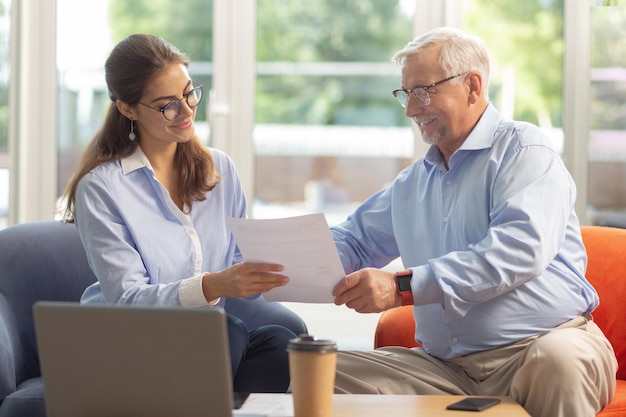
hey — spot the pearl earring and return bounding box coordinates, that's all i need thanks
[129,119,136,141]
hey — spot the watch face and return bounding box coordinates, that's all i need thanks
[397,274,412,292]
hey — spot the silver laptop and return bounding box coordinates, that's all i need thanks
[34,302,235,417]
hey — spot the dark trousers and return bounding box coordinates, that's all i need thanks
[226,313,296,393]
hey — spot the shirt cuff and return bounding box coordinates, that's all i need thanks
[410,265,443,306]
[179,274,220,307]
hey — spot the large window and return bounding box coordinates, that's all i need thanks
[587,5,626,227]
[252,1,416,228]
[6,1,619,231]
[249,0,568,228]
[55,1,623,232]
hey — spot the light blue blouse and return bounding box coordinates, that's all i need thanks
[76,146,245,308]
[331,104,598,359]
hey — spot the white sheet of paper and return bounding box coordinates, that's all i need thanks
[226,213,345,303]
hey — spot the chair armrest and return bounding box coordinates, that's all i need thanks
[374,305,420,349]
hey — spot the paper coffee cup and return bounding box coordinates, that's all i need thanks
[287,335,337,417]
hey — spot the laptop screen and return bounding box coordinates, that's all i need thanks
[34,302,234,417]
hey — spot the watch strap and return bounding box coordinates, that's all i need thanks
[395,270,414,306]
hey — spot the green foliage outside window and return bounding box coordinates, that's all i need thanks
[254,0,412,126]
[108,0,411,127]
[107,0,626,130]
[463,0,565,127]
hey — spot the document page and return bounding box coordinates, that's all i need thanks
[226,213,345,303]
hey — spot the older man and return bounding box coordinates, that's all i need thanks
[330,27,617,417]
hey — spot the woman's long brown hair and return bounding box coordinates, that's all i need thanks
[62,34,220,223]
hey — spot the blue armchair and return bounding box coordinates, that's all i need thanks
[0,220,307,417]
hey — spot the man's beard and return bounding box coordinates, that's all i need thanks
[413,116,443,145]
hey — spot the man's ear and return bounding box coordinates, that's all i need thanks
[467,72,482,104]
[115,100,136,120]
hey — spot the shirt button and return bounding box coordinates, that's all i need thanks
[443,216,449,223]
[446,180,452,186]
[452,337,459,343]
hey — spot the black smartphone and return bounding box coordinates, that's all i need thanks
[446,397,501,411]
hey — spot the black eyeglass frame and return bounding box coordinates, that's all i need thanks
[392,72,468,107]
[138,84,204,121]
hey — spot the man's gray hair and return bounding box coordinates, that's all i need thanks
[392,27,490,96]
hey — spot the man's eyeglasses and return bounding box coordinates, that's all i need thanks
[392,73,468,107]
[138,84,203,121]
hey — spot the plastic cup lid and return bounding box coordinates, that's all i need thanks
[287,334,338,353]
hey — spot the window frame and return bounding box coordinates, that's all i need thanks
[8,0,57,224]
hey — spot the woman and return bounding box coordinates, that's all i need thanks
[62,34,306,393]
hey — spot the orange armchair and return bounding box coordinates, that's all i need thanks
[374,225,626,416]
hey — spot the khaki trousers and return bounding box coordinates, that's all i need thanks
[335,316,617,417]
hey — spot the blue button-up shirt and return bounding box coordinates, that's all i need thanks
[76,146,245,308]
[331,104,597,359]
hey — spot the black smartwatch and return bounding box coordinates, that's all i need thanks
[395,270,414,306]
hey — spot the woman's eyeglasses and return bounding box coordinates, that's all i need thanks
[138,84,203,121]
